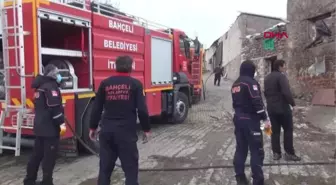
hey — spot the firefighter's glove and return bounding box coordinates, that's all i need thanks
[60,123,66,136]
[261,120,272,136]
[142,131,151,144]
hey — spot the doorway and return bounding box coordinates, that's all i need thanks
[265,56,277,73]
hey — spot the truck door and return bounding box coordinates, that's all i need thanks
[178,34,191,76]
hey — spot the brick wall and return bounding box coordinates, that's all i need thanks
[225,55,241,81]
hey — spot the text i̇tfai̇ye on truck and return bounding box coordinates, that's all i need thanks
[0,0,204,157]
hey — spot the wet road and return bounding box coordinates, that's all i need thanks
[0,74,335,185]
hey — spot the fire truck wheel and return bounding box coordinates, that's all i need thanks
[172,91,189,124]
[81,101,100,154]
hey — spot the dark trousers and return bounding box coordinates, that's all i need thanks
[268,109,295,155]
[233,116,264,185]
[214,75,221,86]
[24,136,59,185]
[98,131,139,185]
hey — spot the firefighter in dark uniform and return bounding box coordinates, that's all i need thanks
[214,65,223,86]
[23,64,65,185]
[89,55,151,185]
[231,60,270,185]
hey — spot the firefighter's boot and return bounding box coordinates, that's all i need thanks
[23,181,36,185]
[236,175,249,185]
[36,179,54,185]
[284,153,301,161]
[23,178,36,185]
[273,153,281,160]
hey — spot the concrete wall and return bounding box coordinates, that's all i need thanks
[225,55,242,80]
[215,41,223,67]
[204,46,216,71]
[221,19,242,68]
[286,0,336,99]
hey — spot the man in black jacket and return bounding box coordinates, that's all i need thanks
[264,59,301,161]
[214,65,223,86]
[231,60,270,185]
[89,56,151,185]
[24,64,65,185]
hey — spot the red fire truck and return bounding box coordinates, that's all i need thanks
[0,0,204,156]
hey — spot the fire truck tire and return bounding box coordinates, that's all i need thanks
[82,101,100,154]
[172,91,189,124]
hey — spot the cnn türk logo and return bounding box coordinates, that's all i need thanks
[263,31,288,39]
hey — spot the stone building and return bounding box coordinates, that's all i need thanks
[286,0,335,104]
[221,12,285,80]
[206,12,285,80]
[240,1,335,105]
[241,23,288,90]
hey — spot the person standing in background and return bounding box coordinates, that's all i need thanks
[214,65,223,86]
[264,59,301,161]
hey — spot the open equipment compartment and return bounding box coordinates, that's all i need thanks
[37,10,92,92]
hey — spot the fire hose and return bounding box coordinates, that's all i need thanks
[202,72,227,100]
[0,57,331,180]
[64,116,335,172]
[61,71,335,172]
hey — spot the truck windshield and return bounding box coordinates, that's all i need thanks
[185,37,201,55]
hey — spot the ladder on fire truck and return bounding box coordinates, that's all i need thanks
[0,0,28,156]
[191,52,202,96]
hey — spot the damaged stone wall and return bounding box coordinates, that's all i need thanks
[223,13,285,80]
[286,0,336,100]
[241,25,287,60]
[225,55,241,81]
[241,24,288,90]
[251,58,268,91]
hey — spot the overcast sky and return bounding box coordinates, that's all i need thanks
[113,0,288,48]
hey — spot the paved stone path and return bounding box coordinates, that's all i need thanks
[0,74,335,185]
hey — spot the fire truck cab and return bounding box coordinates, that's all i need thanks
[0,0,203,156]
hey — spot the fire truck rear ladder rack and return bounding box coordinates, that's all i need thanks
[0,0,28,156]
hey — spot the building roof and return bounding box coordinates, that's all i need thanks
[207,11,288,50]
[238,11,288,22]
[245,22,287,39]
